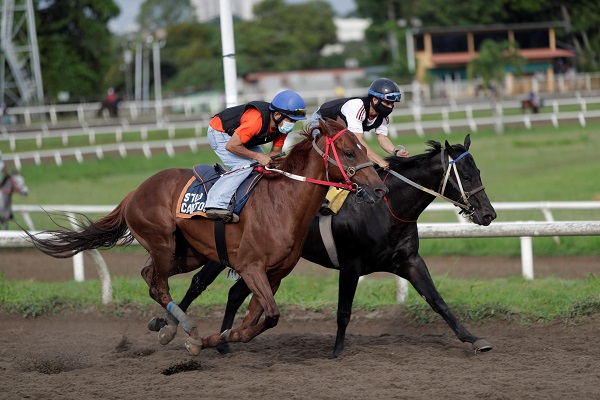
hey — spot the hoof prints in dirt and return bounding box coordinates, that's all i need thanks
[114,335,155,358]
[162,360,203,375]
[17,356,88,374]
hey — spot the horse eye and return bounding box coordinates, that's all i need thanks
[462,175,471,182]
[344,150,355,158]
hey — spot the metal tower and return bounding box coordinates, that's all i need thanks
[0,0,44,106]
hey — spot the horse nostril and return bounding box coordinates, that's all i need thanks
[375,186,389,197]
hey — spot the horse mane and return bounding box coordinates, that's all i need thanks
[275,117,345,175]
[276,131,314,175]
[270,118,354,175]
[386,139,469,172]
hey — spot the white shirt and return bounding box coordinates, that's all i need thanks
[340,98,389,136]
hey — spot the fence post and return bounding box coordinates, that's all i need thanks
[520,236,534,280]
[67,212,85,281]
[396,277,409,303]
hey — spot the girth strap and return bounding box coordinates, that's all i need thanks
[214,220,231,268]
[318,214,340,269]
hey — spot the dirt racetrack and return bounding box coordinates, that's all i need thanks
[1,250,600,399]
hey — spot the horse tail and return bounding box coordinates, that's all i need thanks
[26,192,135,259]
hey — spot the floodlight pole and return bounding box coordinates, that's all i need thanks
[219,0,238,107]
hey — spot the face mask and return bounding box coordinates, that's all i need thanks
[373,100,393,119]
[278,120,295,134]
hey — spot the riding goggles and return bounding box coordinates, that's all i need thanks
[380,92,402,102]
[284,108,307,117]
[369,90,402,102]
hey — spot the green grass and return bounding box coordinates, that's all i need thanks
[2,272,600,324]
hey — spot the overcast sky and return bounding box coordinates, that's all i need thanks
[109,0,357,34]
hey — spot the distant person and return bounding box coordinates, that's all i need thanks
[0,150,8,179]
[98,88,120,118]
[308,78,409,170]
[529,91,539,108]
[204,90,307,223]
[525,91,543,114]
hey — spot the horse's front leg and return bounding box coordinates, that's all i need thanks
[332,266,361,358]
[192,269,281,351]
[401,254,493,352]
[216,277,253,354]
[200,294,265,349]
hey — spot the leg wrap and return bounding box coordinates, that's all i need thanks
[167,301,196,334]
[164,308,179,326]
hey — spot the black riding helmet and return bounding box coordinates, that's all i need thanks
[368,78,402,102]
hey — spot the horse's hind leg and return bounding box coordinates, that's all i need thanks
[402,254,493,352]
[131,225,203,351]
[147,260,226,345]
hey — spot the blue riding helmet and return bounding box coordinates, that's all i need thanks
[269,90,307,121]
[368,78,402,102]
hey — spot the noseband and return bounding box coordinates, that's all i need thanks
[439,149,485,217]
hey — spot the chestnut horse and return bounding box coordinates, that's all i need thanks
[26,118,387,355]
[149,135,497,357]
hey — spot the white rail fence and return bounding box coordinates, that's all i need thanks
[2,202,599,304]
[2,94,600,169]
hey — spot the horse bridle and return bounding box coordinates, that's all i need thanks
[385,148,484,218]
[311,128,373,190]
[439,148,485,217]
[262,128,373,192]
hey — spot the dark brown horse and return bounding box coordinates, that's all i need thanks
[26,118,387,355]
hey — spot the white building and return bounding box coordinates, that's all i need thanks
[191,0,259,22]
[334,18,370,42]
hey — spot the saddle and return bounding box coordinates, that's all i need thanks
[176,164,263,219]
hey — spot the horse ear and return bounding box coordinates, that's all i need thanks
[464,134,471,151]
[444,140,452,155]
[320,117,336,137]
[335,116,345,127]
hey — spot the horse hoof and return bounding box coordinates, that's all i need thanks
[185,338,202,356]
[216,343,231,355]
[147,317,166,332]
[158,324,178,345]
[472,339,493,352]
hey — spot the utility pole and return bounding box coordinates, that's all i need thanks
[0,0,44,106]
[219,0,238,107]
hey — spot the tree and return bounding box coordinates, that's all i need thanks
[136,0,195,32]
[234,0,337,74]
[468,40,525,96]
[161,23,223,93]
[35,0,120,101]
